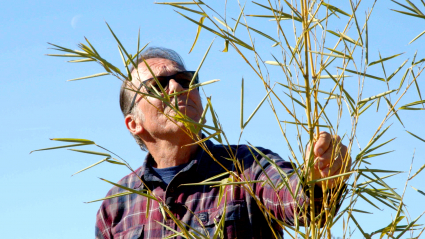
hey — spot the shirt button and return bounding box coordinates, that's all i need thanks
[169,187,175,193]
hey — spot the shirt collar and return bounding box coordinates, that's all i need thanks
[133,138,215,189]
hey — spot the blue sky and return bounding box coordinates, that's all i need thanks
[2,0,425,238]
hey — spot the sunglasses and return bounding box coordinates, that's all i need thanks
[128,71,199,113]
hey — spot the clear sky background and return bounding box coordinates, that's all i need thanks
[2,0,425,238]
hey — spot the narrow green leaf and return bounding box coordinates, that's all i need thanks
[394,211,425,239]
[391,9,425,20]
[350,0,364,46]
[176,11,253,51]
[85,191,133,203]
[243,88,272,128]
[166,3,207,16]
[350,214,371,239]
[72,157,109,176]
[240,78,244,129]
[409,29,425,44]
[68,58,95,63]
[387,59,408,82]
[46,54,83,57]
[68,149,111,157]
[233,3,245,33]
[327,30,362,46]
[411,186,425,196]
[391,0,417,13]
[362,150,395,159]
[67,72,110,82]
[105,159,126,165]
[358,169,402,173]
[155,1,205,5]
[100,178,158,201]
[309,51,352,59]
[398,68,410,92]
[235,21,278,43]
[384,97,404,127]
[30,143,91,154]
[51,138,95,144]
[351,209,373,214]
[409,163,425,180]
[369,53,404,66]
[265,61,286,66]
[281,121,331,128]
[322,2,351,17]
[189,16,206,53]
[406,0,424,15]
[406,130,425,143]
[283,92,306,108]
[213,16,232,32]
[191,38,215,87]
[307,171,354,184]
[358,89,396,104]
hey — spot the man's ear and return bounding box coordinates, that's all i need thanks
[125,115,143,135]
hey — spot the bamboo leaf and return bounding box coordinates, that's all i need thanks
[327,30,362,46]
[85,191,133,203]
[105,159,126,165]
[176,11,253,51]
[213,17,232,32]
[243,88,272,128]
[362,150,395,159]
[68,149,111,157]
[358,89,396,104]
[100,178,158,201]
[30,143,91,154]
[234,21,278,43]
[409,163,425,180]
[309,51,352,59]
[265,61,286,66]
[72,157,109,176]
[189,16,206,54]
[411,186,425,196]
[155,1,205,5]
[391,0,417,13]
[68,58,95,63]
[409,29,425,44]
[369,53,404,66]
[384,97,404,127]
[307,171,354,184]
[51,138,95,144]
[387,59,408,82]
[322,2,351,17]
[406,0,424,15]
[166,3,207,16]
[67,72,110,82]
[358,169,402,173]
[281,121,331,128]
[241,78,244,129]
[391,9,425,20]
[406,130,425,143]
[283,92,306,108]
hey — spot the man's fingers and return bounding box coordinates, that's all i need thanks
[314,131,333,156]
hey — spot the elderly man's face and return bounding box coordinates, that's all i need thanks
[128,58,203,138]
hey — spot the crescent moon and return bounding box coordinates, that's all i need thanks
[71,15,82,29]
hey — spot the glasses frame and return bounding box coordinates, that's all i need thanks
[127,71,199,114]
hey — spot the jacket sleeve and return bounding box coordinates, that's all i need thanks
[244,146,343,226]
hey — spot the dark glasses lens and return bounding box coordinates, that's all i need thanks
[128,71,199,113]
[145,71,198,91]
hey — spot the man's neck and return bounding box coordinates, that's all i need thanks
[144,133,199,168]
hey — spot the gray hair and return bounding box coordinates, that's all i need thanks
[119,47,186,151]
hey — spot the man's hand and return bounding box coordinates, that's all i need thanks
[305,131,352,189]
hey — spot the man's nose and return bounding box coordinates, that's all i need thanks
[167,78,184,94]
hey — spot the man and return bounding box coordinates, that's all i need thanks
[95,47,351,239]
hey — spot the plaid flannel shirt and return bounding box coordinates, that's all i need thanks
[95,140,327,239]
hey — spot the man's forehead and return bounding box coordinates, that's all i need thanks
[131,58,183,81]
